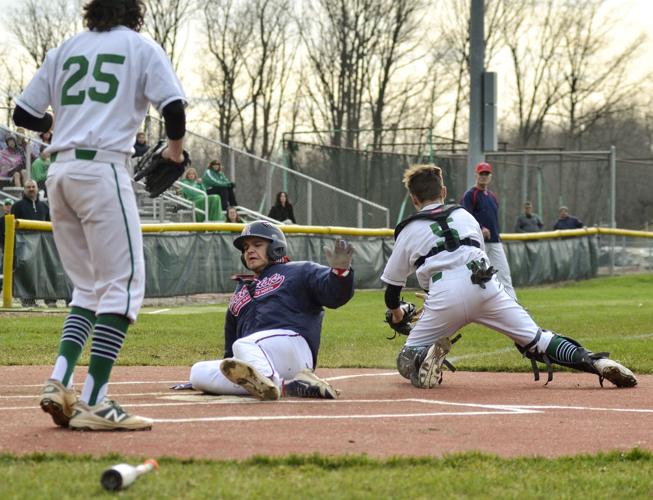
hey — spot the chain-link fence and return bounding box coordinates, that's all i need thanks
[144,118,390,228]
[452,150,616,233]
[285,139,634,231]
[597,234,653,276]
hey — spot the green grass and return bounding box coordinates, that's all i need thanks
[2,275,652,498]
[2,450,653,499]
[1,274,652,373]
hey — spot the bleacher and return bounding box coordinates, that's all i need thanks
[1,122,389,228]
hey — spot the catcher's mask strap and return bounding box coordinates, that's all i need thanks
[414,238,480,269]
[516,329,554,384]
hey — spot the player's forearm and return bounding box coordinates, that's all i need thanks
[12,105,53,133]
[162,99,186,140]
[384,284,402,310]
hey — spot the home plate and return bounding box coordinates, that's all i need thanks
[160,394,253,403]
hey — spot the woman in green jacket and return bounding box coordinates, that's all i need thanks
[202,159,237,210]
[179,168,223,222]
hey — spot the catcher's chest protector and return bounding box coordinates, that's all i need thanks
[395,204,480,268]
[394,204,462,240]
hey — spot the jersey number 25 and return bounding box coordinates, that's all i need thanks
[61,54,125,106]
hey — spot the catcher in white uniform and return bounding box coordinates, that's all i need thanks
[382,164,637,389]
[13,0,187,431]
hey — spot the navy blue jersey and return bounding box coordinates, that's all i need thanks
[224,261,355,366]
[553,216,583,230]
[461,187,501,242]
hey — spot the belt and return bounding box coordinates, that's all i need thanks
[50,148,130,164]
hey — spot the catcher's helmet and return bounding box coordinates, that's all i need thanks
[234,221,287,264]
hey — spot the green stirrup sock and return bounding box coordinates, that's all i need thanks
[86,314,129,405]
[545,335,582,365]
[56,306,96,387]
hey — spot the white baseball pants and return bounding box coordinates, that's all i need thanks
[46,158,145,322]
[485,242,516,300]
[190,329,313,394]
[406,266,553,353]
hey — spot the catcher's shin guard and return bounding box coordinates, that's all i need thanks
[397,337,457,388]
[516,332,625,387]
[397,345,429,380]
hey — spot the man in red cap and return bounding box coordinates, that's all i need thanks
[461,161,516,300]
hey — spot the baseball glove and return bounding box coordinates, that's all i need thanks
[385,300,418,339]
[134,141,190,198]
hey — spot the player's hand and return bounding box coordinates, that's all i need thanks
[390,307,404,324]
[481,227,491,240]
[324,238,354,270]
[161,147,185,164]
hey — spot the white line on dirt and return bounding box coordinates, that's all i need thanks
[151,410,533,423]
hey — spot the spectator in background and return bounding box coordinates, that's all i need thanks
[0,198,14,248]
[268,191,296,224]
[179,167,223,222]
[514,201,543,233]
[34,130,53,158]
[461,161,516,300]
[15,128,32,156]
[202,159,237,210]
[0,135,26,186]
[11,179,50,221]
[31,153,51,193]
[225,205,242,223]
[2,198,12,215]
[132,131,149,157]
[11,180,51,307]
[553,206,583,230]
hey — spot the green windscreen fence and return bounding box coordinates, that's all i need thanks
[6,231,598,300]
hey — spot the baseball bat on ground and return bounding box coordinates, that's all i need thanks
[101,458,159,491]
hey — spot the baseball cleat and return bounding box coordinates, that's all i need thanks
[593,358,637,388]
[220,359,280,400]
[69,399,153,431]
[283,369,339,399]
[40,379,78,428]
[414,337,451,389]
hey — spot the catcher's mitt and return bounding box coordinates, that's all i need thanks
[134,141,190,198]
[385,301,418,339]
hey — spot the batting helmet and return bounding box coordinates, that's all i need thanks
[233,221,287,266]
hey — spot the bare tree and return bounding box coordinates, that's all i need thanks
[556,0,645,148]
[438,0,518,145]
[299,0,386,149]
[0,48,33,126]
[235,0,297,158]
[367,0,427,150]
[202,0,250,145]
[6,0,81,68]
[143,0,196,70]
[501,0,570,147]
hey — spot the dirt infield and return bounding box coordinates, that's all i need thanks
[0,366,650,460]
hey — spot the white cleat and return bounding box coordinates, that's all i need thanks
[593,358,637,388]
[69,399,153,431]
[414,337,452,389]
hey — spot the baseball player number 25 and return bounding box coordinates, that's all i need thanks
[62,54,125,105]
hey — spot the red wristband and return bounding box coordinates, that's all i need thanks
[331,268,350,277]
